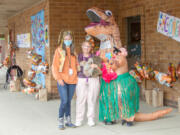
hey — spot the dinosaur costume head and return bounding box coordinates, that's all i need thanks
[85,7,122,49]
[85,7,123,82]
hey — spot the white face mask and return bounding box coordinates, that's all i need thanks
[96,34,112,50]
[100,40,112,50]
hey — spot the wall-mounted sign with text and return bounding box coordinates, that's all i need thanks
[17,33,31,48]
[157,11,180,42]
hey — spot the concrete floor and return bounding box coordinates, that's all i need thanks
[0,67,180,135]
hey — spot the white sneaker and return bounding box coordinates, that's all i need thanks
[75,121,82,127]
[88,119,95,127]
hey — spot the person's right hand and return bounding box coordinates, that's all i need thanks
[91,64,98,68]
[58,80,64,86]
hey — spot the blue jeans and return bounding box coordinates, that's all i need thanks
[57,82,76,118]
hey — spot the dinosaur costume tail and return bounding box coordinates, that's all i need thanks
[134,108,172,122]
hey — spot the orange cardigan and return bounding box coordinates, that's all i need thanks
[52,47,78,84]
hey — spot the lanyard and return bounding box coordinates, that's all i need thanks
[82,54,92,61]
[67,55,71,68]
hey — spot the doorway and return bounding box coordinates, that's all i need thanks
[126,16,141,69]
[0,34,5,63]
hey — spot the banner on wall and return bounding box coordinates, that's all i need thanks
[157,11,180,42]
[17,33,30,48]
[45,25,49,47]
[31,10,45,88]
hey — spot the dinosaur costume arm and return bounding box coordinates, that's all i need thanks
[112,24,122,47]
[52,48,63,81]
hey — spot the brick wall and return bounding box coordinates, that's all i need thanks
[7,0,51,94]
[118,0,180,107]
[6,0,180,106]
[6,0,120,98]
[49,0,119,98]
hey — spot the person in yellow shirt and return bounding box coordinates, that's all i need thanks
[52,30,78,130]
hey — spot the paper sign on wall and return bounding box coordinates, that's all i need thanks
[157,11,180,42]
[17,33,31,48]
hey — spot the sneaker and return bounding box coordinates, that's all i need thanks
[121,119,127,125]
[111,120,116,125]
[127,121,133,127]
[88,119,95,127]
[58,117,65,130]
[65,116,76,128]
[104,120,114,125]
[59,125,65,130]
[75,121,82,127]
[65,123,76,128]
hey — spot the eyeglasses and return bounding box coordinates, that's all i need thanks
[82,46,91,49]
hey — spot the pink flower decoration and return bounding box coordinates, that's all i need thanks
[96,50,100,56]
[101,63,117,83]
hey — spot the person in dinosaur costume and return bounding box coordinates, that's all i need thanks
[85,7,172,126]
[85,7,122,124]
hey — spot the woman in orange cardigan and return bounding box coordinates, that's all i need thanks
[52,30,78,130]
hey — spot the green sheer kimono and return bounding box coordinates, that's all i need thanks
[116,72,140,119]
[99,78,119,122]
[99,72,140,121]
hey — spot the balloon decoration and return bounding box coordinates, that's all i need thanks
[129,69,143,83]
[131,61,178,88]
[154,71,172,88]
[134,62,145,78]
[27,48,42,65]
[168,63,176,82]
[22,87,38,94]
[22,48,49,94]
[177,62,180,80]
[2,56,10,67]
[36,62,49,74]
[23,78,36,87]
[27,69,36,80]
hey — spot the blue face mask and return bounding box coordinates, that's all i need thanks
[64,40,72,47]
[105,52,112,60]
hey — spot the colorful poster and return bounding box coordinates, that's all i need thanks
[157,11,180,42]
[17,33,30,48]
[31,10,45,88]
[45,25,49,47]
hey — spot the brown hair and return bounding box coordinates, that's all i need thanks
[58,30,75,56]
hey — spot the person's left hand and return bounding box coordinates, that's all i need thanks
[91,64,98,68]
[119,48,128,56]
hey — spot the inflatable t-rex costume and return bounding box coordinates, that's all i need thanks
[85,7,172,122]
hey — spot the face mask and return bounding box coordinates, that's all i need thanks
[105,52,112,60]
[64,40,72,46]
